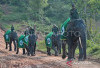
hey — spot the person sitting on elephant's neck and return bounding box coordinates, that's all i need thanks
[52,24,59,35]
[70,3,79,21]
[11,25,14,32]
[29,27,35,35]
[24,28,29,36]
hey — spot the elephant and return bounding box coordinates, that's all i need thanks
[62,19,86,61]
[16,35,28,55]
[4,30,11,50]
[28,34,37,56]
[47,34,61,56]
[9,31,18,51]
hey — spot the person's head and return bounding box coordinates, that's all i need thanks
[29,27,32,30]
[53,24,56,28]
[72,3,75,9]
[26,28,28,31]
[30,29,35,34]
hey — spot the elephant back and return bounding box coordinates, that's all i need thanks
[10,31,18,40]
[51,34,59,43]
[67,19,86,31]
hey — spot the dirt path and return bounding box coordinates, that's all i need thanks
[0,29,100,68]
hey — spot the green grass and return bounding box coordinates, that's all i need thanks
[37,40,47,52]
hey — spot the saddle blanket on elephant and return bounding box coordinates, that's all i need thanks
[18,35,25,48]
[45,32,53,48]
[61,18,70,40]
[23,35,29,46]
[4,30,11,42]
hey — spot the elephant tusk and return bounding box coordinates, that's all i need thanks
[79,37,83,49]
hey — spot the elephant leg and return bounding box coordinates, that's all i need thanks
[31,46,34,56]
[9,40,12,51]
[78,37,84,61]
[81,35,86,60]
[58,42,61,54]
[13,40,16,51]
[72,42,78,59]
[52,43,58,56]
[25,45,29,55]
[23,48,25,55]
[62,40,67,59]
[5,42,8,49]
[34,43,36,55]
[27,45,30,56]
[29,46,32,56]
[47,47,51,56]
[67,38,73,60]
[57,40,61,54]
[16,48,19,54]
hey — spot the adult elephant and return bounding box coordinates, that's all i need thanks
[9,30,18,51]
[51,34,61,56]
[28,31,37,56]
[62,19,86,61]
[45,32,61,56]
[4,30,11,49]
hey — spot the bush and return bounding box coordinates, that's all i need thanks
[1,13,28,22]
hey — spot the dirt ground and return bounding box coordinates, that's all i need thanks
[0,28,100,68]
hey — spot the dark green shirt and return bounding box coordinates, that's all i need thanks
[52,26,59,34]
[70,8,79,20]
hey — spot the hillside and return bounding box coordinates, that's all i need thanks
[0,0,100,68]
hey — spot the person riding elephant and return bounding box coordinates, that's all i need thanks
[29,27,35,34]
[70,3,79,21]
[28,27,37,56]
[9,25,18,51]
[52,24,59,35]
[24,28,29,36]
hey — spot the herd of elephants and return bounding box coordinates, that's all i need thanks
[3,17,87,61]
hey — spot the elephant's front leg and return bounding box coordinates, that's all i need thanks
[79,36,86,60]
[57,40,61,54]
[72,42,78,59]
[9,40,12,51]
[52,43,58,56]
[23,48,25,55]
[47,47,51,56]
[62,40,66,59]
[78,37,84,61]
[5,42,8,49]
[30,46,34,56]
[34,43,36,55]
[67,38,74,61]
[13,40,17,51]
[16,47,19,54]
